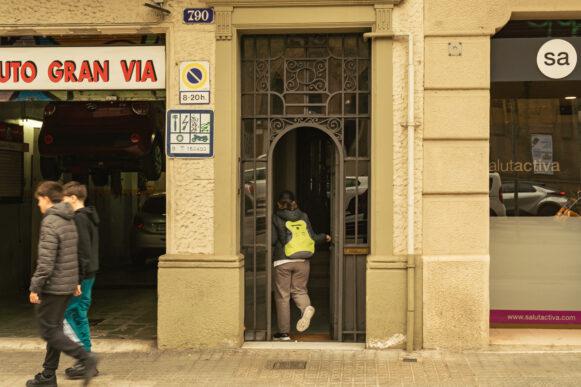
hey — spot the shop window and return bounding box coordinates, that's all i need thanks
[490,20,581,327]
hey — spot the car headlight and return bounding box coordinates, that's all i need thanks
[44,103,56,117]
[131,102,150,116]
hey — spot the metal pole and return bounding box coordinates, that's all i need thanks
[405,34,415,353]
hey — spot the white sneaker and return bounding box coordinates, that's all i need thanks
[296,306,315,332]
[273,332,291,341]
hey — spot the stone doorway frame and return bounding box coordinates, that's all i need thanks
[206,0,399,347]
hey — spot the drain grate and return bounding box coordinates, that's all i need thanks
[271,361,307,370]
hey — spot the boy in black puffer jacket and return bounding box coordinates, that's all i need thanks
[27,181,97,387]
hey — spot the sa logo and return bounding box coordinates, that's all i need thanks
[537,39,578,79]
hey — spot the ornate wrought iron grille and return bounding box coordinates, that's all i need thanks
[241,34,370,148]
[241,34,370,342]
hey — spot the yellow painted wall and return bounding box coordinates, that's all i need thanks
[6,0,581,350]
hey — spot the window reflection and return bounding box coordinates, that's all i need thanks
[490,95,581,217]
[344,162,369,244]
[243,164,267,213]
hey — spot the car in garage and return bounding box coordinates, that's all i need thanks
[501,180,568,216]
[38,100,164,186]
[131,193,166,265]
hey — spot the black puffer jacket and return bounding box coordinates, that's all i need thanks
[30,202,79,295]
[272,209,326,262]
[75,206,100,279]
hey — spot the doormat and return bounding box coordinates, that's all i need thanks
[271,361,307,370]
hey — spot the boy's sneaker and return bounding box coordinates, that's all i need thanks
[26,372,57,387]
[273,332,291,341]
[82,353,99,386]
[65,360,82,377]
[296,306,315,332]
[65,360,99,380]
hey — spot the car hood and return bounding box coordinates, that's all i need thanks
[139,211,166,223]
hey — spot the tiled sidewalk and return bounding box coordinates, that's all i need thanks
[2,347,581,386]
[0,288,156,341]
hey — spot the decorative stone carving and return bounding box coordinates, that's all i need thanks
[374,5,393,33]
[215,7,233,41]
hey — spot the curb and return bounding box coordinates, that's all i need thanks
[242,342,366,351]
[0,338,155,353]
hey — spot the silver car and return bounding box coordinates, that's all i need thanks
[131,193,166,265]
[501,181,568,216]
[243,167,266,211]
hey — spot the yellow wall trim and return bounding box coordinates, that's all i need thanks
[159,253,244,263]
[368,262,408,270]
[424,31,496,37]
[159,262,244,269]
[207,0,402,7]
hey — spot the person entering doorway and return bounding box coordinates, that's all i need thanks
[272,191,331,341]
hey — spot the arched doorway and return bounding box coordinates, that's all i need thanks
[271,126,342,341]
[241,33,370,342]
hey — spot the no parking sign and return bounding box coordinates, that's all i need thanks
[179,61,210,104]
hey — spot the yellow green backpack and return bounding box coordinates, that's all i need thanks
[284,220,315,259]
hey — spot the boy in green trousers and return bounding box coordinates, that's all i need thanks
[62,181,100,380]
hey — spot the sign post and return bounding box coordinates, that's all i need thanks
[166,110,214,158]
[179,61,210,104]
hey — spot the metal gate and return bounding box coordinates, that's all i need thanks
[241,34,370,342]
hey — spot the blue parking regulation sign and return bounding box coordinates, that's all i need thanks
[166,110,214,158]
[179,61,210,104]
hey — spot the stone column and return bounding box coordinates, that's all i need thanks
[366,5,408,348]
[158,6,244,349]
[421,0,510,349]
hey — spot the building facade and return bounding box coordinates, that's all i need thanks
[2,0,581,350]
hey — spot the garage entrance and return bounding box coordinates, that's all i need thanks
[241,33,370,342]
[0,34,165,341]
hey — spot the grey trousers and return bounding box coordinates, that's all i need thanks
[273,261,311,334]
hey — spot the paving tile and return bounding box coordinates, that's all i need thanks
[3,348,581,385]
[0,288,156,341]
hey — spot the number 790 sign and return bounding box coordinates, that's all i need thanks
[183,8,214,24]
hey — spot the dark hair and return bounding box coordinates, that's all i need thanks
[35,181,63,203]
[63,181,87,201]
[277,190,297,211]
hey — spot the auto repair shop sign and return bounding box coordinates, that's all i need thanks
[0,46,165,90]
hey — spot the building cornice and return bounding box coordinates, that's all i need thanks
[206,0,402,7]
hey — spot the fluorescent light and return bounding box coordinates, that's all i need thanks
[19,119,43,128]
[565,96,577,100]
